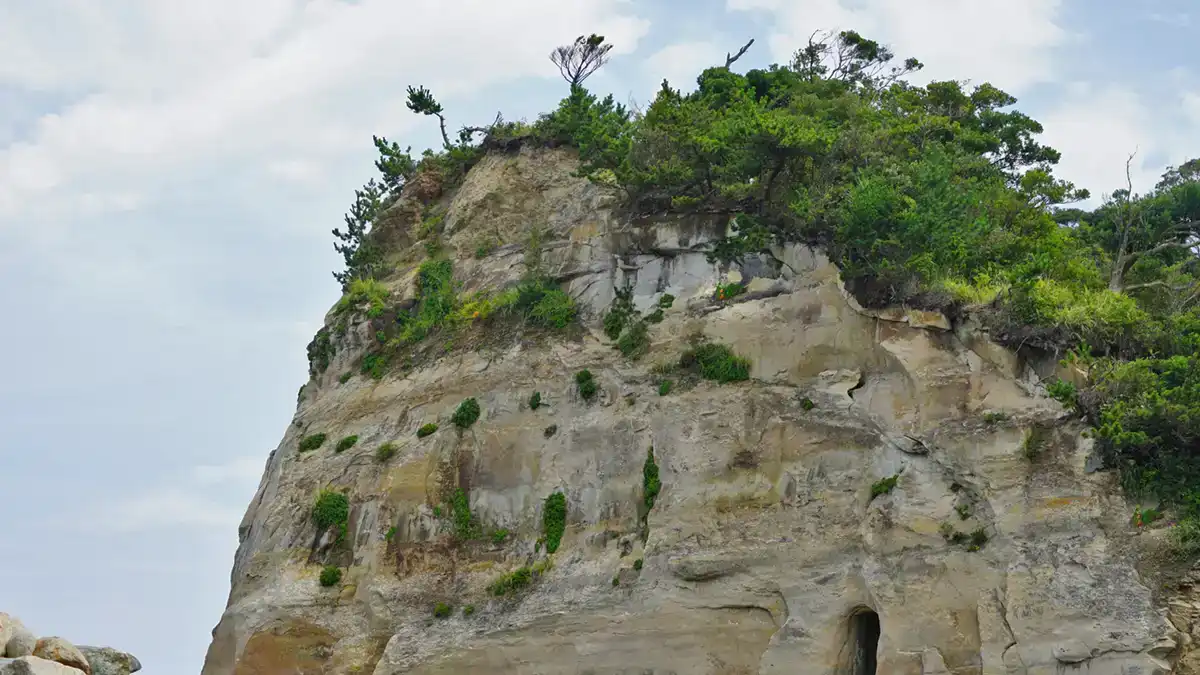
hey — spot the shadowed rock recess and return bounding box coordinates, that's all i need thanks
[201,146,1193,674]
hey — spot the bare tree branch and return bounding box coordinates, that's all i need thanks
[724,39,755,68]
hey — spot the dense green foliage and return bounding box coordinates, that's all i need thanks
[450,487,479,540]
[451,397,481,429]
[312,489,350,532]
[488,566,533,596]
[680,343,752,383]
[658,380,672,396]
[870,475,899,499]
[529,391,542,410]
[642,448,661,512]
[417,423,439,438]
[575,369,598,401]
[375,442,398,462]
[318,565,342,587]
[298,433,328,453]
[542,492,567,554]
[335,435,358,453]
[432,602,453,619]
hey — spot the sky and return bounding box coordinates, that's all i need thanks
[1,0,1198,672]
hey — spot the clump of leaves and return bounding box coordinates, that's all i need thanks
[617,321,650,359]
[319,565,342,587]
[800,397,815,411]
[488,566,534,596]
[1133,506,1162,528]
[611,575,620,587]
[417,423,439,438]
[335,435,359,453]
[715,281,745,301]
[576,369,598,401]
[313,489,350,532]
[451,487,479,540]
[529,391,542,410]
[491,528,509,545]
[602,286,636,340]
[1046,379,1078,409]
[982,411,1009,425]
[463,604,476,617]
[870,474,899,500]
[433,602,453,619]
[645,308,664,324]
[658,380,672,396]
[542,492,567,554]
[633,558,643,571]
[299,433,328,453]
[375,442,398,462]
[643,447,662,512]
[361,352,388,380]
[679,343,751,383]
[955,503,972,520]
[657,294,675,309]
[452,397,481,429]
[385,526,397,541]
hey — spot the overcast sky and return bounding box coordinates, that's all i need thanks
[1,0,1197,672]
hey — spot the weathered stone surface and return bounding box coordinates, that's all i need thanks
[75,647,140,675]
[201,146,1182,675]
[31,640,88,675]
[0,615,34,659]
[0,656,84,675]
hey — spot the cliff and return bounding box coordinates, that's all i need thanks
[201,145,1192,674]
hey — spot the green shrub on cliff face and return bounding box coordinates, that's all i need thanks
[679,343,751,383]
[417,423,439,438]
[335,435,358,453]
[575,369,598,401]
[313,489,349,532]
[299,433,328,452]
[542,492,567,554]
[319,565,342,587]
[643,448,661,512]
[452,398,481,429]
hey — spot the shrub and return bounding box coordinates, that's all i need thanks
[633,558,643,571]
[646,308,664,324]
[715,281,744,301]
[488,566,533,595]
[658,380,672,396]
[529,392,542,410]
[313,489,350,531]
[335,435,358,453]
[451,398,481,429]
[433,602,452,619]
[1046,379,1078,409]
[982,411,1008,425]
[870,475,899,499]
[361,352,388,380]
[611,576,619,587]
[800,397,815,411]
[543,492,567,554]
[576,369,598,401]
[657,294,675,309]
[544,424,558,438]
[338,372,353,384]
[529,289,578,329]
[602,286,637,340]
[451,487,478,540]
[299,433,328,453]
[336,278,390,316]
[643,448,661,512]
[680,343,751,383]
[463,604,475,617]
[955,504,971,520]
[319,565,342,587]
[617,321,650,359]
[491,528,509,545]
[967,528,988,551]
[375,442,398,462]
[385,526,397,541]
[417,423,439,438]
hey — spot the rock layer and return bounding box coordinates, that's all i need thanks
[202,146,1184,674]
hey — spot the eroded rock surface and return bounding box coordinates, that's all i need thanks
[201,146,1183,675]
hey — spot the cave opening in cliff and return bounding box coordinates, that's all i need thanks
[847,609,880,675]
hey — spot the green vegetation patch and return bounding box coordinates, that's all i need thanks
[542,492,567,554]
[319,565,342,587]
[643,448,662,512]
[433,602,453,619]
[313,489,350,532]
[299,433,328,453]
[488,566,534,596]
[576,369,598,401]
[451,398,481,429]
[529,391,542,410]
[417,423,439,438]
[679,343,751,383]
[375,442,398,462]
[335,435,359,453]
[450,487,479,540]
[870,474,899,500]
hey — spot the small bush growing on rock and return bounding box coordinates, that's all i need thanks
[715,281,744,301]
[646,308,664,324]
[463,604,475,617]
[491,528,509,545]
[800,397,815,411]
[417,423,439,438]
[658,380,672,396]
[299,433,328,452]
[433,603,453,619]
[529,288,579,329]
[489,566,534,596]
[982,411,1008,425]
[576,369,598,401]
[657,294,675,309]
[643,448,662,512]
[361,352,388,380]
[375,442,398,462]
[1046,379,1077,409]
[617,321,650,359]
[611,575,620,587]
[451,487,479,540]
[967,528,988,551]
[543,492,567,554]
[870,475,899,500]
[319,565,342,587]
[679,343,751,383]
[313,489,350,531]
[452,397,481,429]
[529,392,542,410]
[335,435,359,453]
[385,526,397,541]
[633,558,643,571]
[339,372,353,384]
[955,504,972,520]
[544,424,558,438]
[603,286,636,340]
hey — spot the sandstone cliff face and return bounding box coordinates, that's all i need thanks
[202,146,1184,675]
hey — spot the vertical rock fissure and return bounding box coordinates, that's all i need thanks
[847,609,880,675]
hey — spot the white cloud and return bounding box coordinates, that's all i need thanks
[644,41,729,95]
[726,0,1069,94]
[0,1,652,221]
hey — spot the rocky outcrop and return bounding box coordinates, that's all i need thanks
[0,615,138,675]
[202,146,1187,674]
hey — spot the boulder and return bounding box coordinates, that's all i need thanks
[0,615,36,658]
[30,640,88,675]
[0,656,86,674]
[76,647,140,675]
